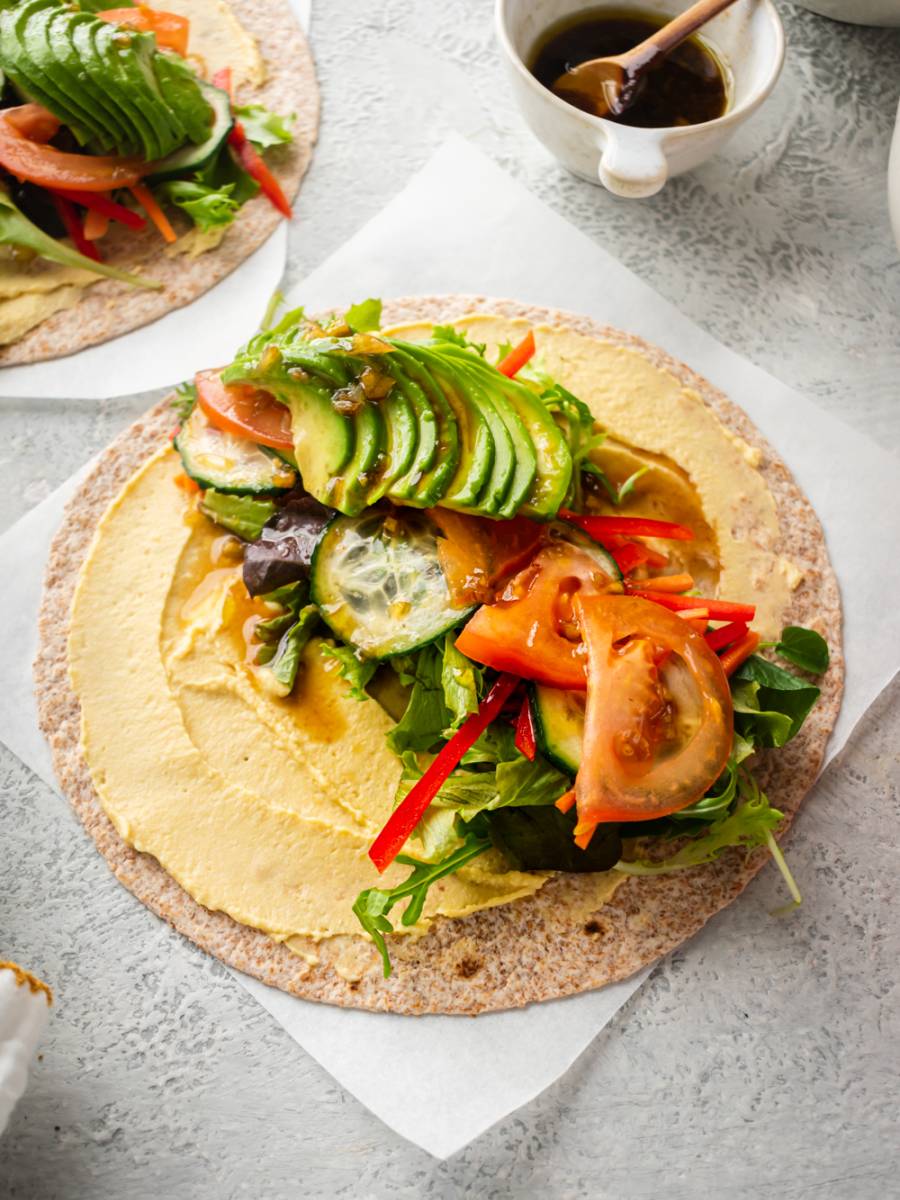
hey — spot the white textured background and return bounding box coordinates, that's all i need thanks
[1,2,899,1196]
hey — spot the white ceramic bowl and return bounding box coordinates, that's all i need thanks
[496,0,785,198]
[790,0,900,25]
[889,99,900,253]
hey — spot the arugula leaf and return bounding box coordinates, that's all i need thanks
[732,655,820,747]
[155,179,240,233]
[0,190,158,288]
[352,829,491,976]
[172,381,197,424]
[615,775,782,876]
[775,626,829,674]
[345,298,382,333]
[488,806,622,873]
[319,643,376,701]
[432,325,486,356]
[234,103,295,150]
[199,489,275,541]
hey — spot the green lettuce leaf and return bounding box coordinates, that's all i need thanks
[155,180,240,233]
[0,190,158,289]
[265,605,319,694]
[319,643,376,701]
[199,489,275,541]
[386,638,482,754]
[432,324,486,356]
[172,381,197,424]
[345,298,382,333]
[352,827,491,976]
[234,103,295,150]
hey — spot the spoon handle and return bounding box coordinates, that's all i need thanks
[626,0,738,67]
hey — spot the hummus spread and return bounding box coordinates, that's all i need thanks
[68,318,798,956]
[0,0,265,347]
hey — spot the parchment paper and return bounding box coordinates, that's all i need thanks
[1,136,898,1158]
[0,0,310,401]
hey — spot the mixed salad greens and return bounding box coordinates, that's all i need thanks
[174,300,829,976]
[0,0,293,281]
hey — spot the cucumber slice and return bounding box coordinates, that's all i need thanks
[551,522,622,580]
[311,510,474,659]
[530,683,584,775]
[146,82,232,181]
[175,405,296,495]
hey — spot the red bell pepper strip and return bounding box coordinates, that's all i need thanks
[719,631,761,676]
[704,620,749,653]
[560,510,694,542]
[514,695,537,761]
[607,540,651,576]
[52,195,100,262]
[229,121,292,218]
[49,188,146,231]
[629,589,756,623]
[368,673,520,873]
[497,331,536,378]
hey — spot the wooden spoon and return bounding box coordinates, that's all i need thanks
[552,0,738,119]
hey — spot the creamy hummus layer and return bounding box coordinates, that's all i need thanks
[68,318,796,950]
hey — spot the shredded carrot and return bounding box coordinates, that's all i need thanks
[638,573,695,594]
[130,183,176,244]
[83,208,109,241]
[574,824,596,850]
[555,788,576,814]
[174,472,199,493]
[719,631,761,676]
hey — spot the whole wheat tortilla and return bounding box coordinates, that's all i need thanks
[0,0,318,366]
[34,297,844,1015]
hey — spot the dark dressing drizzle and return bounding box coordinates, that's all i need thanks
[530,9,729,128]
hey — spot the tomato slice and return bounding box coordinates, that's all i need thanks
[455,542,620,688]
[195,369,293,451]
[430,508,544,607]
[0,114,144,191]
[2,103,60,143]
[573,594,733,829]
[99,7,190,56]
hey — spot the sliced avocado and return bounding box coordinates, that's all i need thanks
[240,340,385,518]
[443,357,514,515]
[221,358,355,508]
[376,354,436,502]
[404,345,494,513]
[493,373,572,518]
[147,82,231,181]
[5,0,98,148]
[57,11,134,153]
[386,345,459,508]
[152,50,213,145]
[357,359,418,506]
[92,17,161,161]
[106,27,178,158]
[437,347,539,518]
[437,348,535,518]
